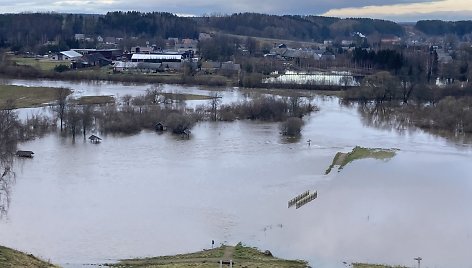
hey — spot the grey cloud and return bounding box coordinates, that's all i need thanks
[0,0,442,15]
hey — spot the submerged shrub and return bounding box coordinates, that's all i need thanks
[280,117,304,136]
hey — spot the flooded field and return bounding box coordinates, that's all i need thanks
[0,79,471,268]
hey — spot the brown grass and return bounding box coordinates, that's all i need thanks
[0,85,71,109]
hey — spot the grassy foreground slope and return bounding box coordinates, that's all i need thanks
[0,245,56,268]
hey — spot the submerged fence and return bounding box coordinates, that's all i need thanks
[295,191,318,209]
[288,191,310,208]
[288,190,318,209]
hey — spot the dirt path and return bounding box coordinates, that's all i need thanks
[222,246,235,260]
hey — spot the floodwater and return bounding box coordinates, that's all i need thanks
[1,79,472,268]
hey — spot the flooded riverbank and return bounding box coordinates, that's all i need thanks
[0,79,471,268]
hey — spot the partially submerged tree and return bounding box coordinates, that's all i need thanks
[165,113,195,134]
[80,104,94,139]
[64,103,81,139]
[54,88,70,131]
[280,117,304,137]
[0,109,18,217]
[209,92,221,121]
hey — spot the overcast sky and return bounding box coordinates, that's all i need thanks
[1,0,471,21]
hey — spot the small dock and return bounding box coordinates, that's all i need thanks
[16,150,34,158]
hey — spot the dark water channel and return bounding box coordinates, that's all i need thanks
[0,79,471,268]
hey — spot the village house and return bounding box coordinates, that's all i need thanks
[74,33,85,41]
[198,32,212,41]
[131,46,153,54]
[436,50,453,64]
[201,61,222,73]
[104,37,117,44]
[381,35,402,46]
[174,38,199,53]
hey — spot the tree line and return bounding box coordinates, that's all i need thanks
[416,20,472,37]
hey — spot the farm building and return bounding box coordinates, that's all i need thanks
[131,54,182,63]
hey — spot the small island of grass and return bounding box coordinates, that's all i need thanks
[109,243,308,268]
[325,146,398,174]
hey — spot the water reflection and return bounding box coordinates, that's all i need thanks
[0,110,17,217]
[355,102,472,146]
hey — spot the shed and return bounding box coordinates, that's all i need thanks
[16,150,34,158]
[155,122,166,131]
[88,134,102,143]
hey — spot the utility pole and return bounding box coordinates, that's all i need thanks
[414,257,422,268]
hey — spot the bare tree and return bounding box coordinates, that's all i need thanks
[209,92,221,121]
[0,109,18,217]
[54,88,70,131]
[81,104,94,139]
[121,94,133,106]
[65,103,81,140]
[280,117,304,137]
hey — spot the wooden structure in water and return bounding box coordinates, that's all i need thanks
[288,191,310,208]
[288,190,318,209]
[88,134,102,144]
[295,191,317,209]
[16,150,34,158]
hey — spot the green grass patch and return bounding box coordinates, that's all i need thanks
[325,146,397,174]
[74,95,115,105]
[0,245,56,268]
[12,57,70,71]
[0,85,71,109]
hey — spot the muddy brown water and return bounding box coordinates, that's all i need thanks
[0,79,471,268]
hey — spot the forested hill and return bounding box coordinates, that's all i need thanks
[196,13,405,41]
[0,12,199,50]
[0,12,406,48]
[415,20,472,36]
